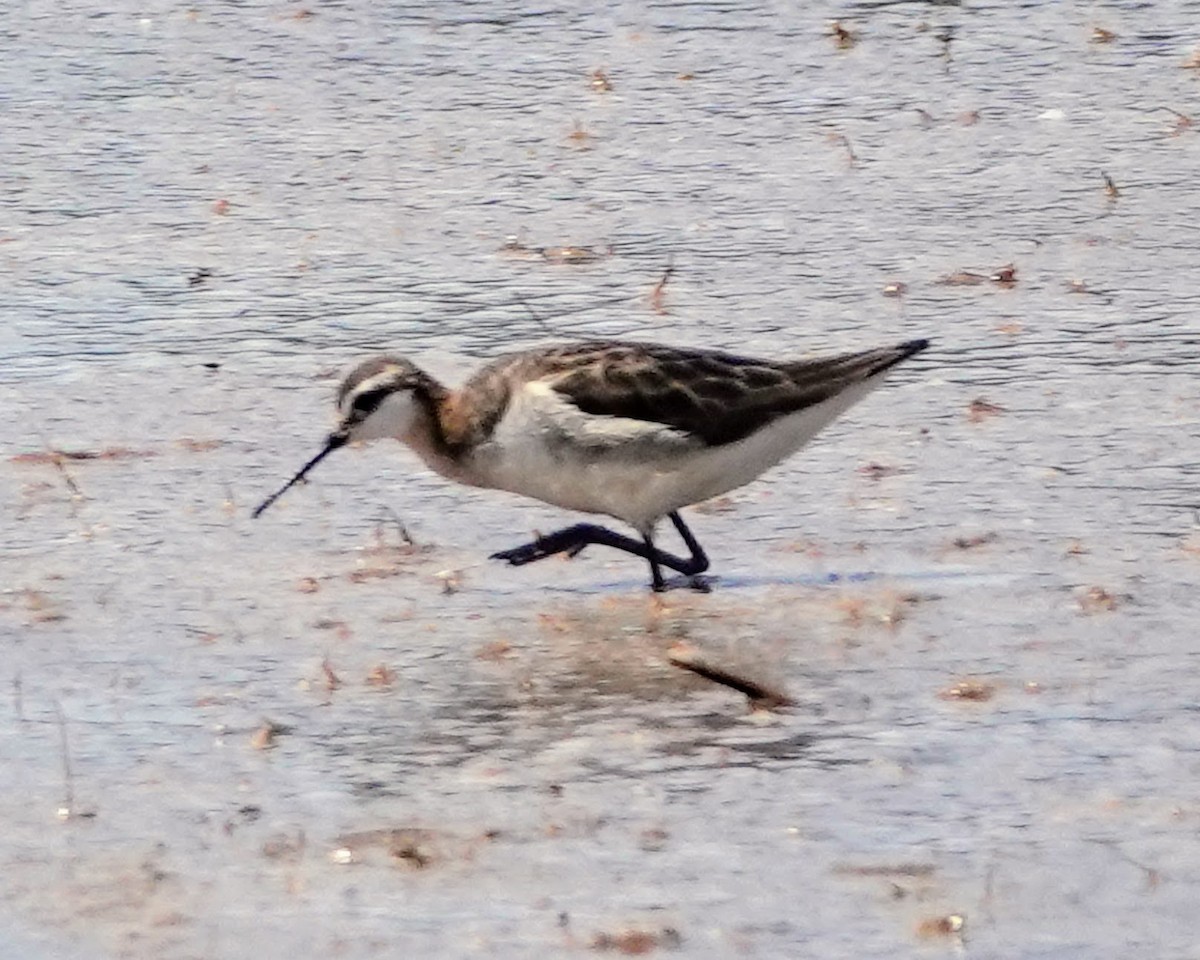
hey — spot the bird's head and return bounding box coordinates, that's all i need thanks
[335,355,431,444]
[252,355,434,518]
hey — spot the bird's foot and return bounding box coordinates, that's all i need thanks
[489,542,552,566]
[490,526,595,566]
[652,574,716,594]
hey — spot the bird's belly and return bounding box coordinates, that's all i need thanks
[468,429,793,531]
[473,446,686,529]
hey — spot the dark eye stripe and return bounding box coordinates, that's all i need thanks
[351,388,389,416]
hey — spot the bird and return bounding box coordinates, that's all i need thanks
[253,337,930,591]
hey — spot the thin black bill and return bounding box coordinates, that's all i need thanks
[252,432,347,518]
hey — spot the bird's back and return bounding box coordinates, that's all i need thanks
[457,339,928,448]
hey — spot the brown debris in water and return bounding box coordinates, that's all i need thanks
[22,588,67,624]
[365,663,396,687]
[332,828,439,868]
[177,437,222,452]
[638,827,669,852]
[882,280,907,298]
[830,21,857,50]
[476,639,515,661]
[967,397,1006,422]
[566,121,594,147]
[832,862,936,878]
[835,591,923,630]
[936,270,986,286]
[331,826,494,869]
[649,262,674,315]
[590,68,613,92]
[1090,26,1117,44]
[1102,171,1120,200]
[536,612,571,634]
[320,657,342,692]
[825,131,858,167]
[12,447,155,464]
[951,532,999,550]
[1183,46,1200,69]
[938,679,996,702]
[858,461,900,481]
[916,914,965,939]
[342,531,436,584]
[1162,107,1193,136]
[668,642,792,711]
[297,577,320,594]
[500,236,611,264]
[542,244,610,264]
[250,719,290,750]
[261,832,306,862]
[1078,585,1119,613]
[347,564,407,584]
[935,263,1016,287]
[590,927,683,954]
[990,263,1017,285]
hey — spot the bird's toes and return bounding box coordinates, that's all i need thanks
[654,574,716,594]
[490,543,556,566]
[489,546,532,565]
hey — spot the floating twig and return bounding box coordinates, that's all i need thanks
[830,21,857,50]
[938,679,996,702]
[668,643,792,710]
[967,397,1006,422]
[53,699,78,819]
[649,259,674,314]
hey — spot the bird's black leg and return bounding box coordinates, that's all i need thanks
[643,530,667,592]
[648,512,713,593]
[492,514,714,592]
[492,522,701,578]
[667,511,710,575]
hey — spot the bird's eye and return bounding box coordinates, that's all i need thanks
[350,388,387,416]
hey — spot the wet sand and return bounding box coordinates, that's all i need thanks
[3,2,1199,957]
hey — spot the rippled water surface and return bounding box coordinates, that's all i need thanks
[3,1,1199,957]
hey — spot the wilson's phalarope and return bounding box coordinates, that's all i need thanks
[254,338,929,591]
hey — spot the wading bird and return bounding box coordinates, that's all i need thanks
[254,338,929,591]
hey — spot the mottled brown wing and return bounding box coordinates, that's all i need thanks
[524,339,927,446]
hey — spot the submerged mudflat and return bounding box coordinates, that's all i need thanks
[2,2,1198,957]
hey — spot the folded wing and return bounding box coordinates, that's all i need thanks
[535,339,927,446]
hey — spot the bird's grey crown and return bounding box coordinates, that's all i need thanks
[336,355,427,413]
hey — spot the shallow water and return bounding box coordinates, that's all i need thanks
[3,1,1200,957]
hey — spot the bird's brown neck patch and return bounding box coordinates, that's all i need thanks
[434,369,514,453]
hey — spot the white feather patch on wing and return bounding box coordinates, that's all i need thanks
[519,381,698,454]
[466,381,699,523]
